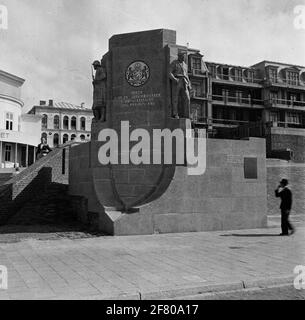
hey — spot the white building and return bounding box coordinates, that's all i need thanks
[0,70,41,169]
[28,100,93,148]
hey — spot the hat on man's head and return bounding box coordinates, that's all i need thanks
[92,60,101,66]
[280,178,289,186]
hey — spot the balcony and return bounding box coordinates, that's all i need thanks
[190,69,208,77]
[191,91,208,100]
[212,95,264,108]
[212,118,249,127]
[211,74,263,87]
[208,121,265,139]
[265,78,305,89]
[272,121,305,129]
[267,98,305,111]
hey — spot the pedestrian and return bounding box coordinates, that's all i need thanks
[275,178,295,236]
[36,137,52,160]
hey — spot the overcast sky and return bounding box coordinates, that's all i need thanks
[1,0,305,112]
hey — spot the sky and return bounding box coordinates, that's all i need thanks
[1,0,305,112]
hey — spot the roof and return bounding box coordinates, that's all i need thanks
[251,60,305,69]
[205,61,255,70]
[53,102,91,111]
[34,101,91,111]
[0,70,25,86]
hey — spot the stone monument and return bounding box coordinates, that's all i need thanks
[69,29,267,235]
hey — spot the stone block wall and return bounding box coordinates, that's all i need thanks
[0,146,70,224]
[69,138,268,235]
[267,128,305,163]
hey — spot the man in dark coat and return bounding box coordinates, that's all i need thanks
[275,178,295,236]
[36,137,52,160]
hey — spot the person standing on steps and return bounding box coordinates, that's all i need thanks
[36,137,52,160]
[275,178,295,236]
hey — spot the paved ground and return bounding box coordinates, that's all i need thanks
[0,217,304,300]
[177,284,305,300]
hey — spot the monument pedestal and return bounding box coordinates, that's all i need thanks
[68,29,267,235]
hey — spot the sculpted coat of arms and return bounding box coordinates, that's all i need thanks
[125,61,150,87]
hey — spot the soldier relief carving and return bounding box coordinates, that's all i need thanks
[92,60,107,121]
[169,51,192,119]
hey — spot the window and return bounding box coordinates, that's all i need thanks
[80,134,86,141]
[6,112,13,131]
[5,144,12,162]
[71,116,76,130]
[80,117,86,131]
[71,134,76,141]
[287,112,301,124]
[63,134,69,144]
[209,65,217,78]
[234,69,243,82]
[269,68,278,83]
[222,67,229,80]
[63,116,69,130]
[191,57,201,71]
[53,115,60,129]
[42,114,48,129]
[236,91,243,103]
[247,70,255,83]
[270,112,279,122]
[286,71,299,86]
[53,133,59,147]
[270,91,278,102]
[192,82,204,97]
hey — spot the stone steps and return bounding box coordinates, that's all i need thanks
[7,183,77,225]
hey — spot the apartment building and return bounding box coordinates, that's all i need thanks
[188,54,305,162]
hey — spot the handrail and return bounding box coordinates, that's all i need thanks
[268,98,305,107]
[212,95,263,104]
[211,73,263,83]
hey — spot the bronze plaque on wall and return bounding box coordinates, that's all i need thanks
[244,157,258,179]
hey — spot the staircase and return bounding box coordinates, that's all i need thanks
[0,173,13,186]
[7,183,76,225]
[0,141,86,226]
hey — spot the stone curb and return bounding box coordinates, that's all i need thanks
[93,274,295,300]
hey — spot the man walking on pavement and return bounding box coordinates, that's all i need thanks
[275,178,295,236]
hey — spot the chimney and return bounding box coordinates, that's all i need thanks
[81,102,85,108]
[49,99,53,106]
[40,100,46,106]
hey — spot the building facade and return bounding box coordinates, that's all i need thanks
[28,100,93,148]
[187,54,305,162]
[0,70,41,169]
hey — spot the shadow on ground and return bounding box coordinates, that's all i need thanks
[0,223,108,243]
[220,233,280,237]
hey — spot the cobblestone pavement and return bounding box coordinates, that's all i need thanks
[0,219,304,300]
[179,285,305,300]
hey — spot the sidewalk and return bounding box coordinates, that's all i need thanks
[0,218,304,300]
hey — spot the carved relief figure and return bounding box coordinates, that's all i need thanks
[169,51,192,119]
[92,60,107,121]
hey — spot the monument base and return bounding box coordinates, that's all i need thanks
[69,137,267,235]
